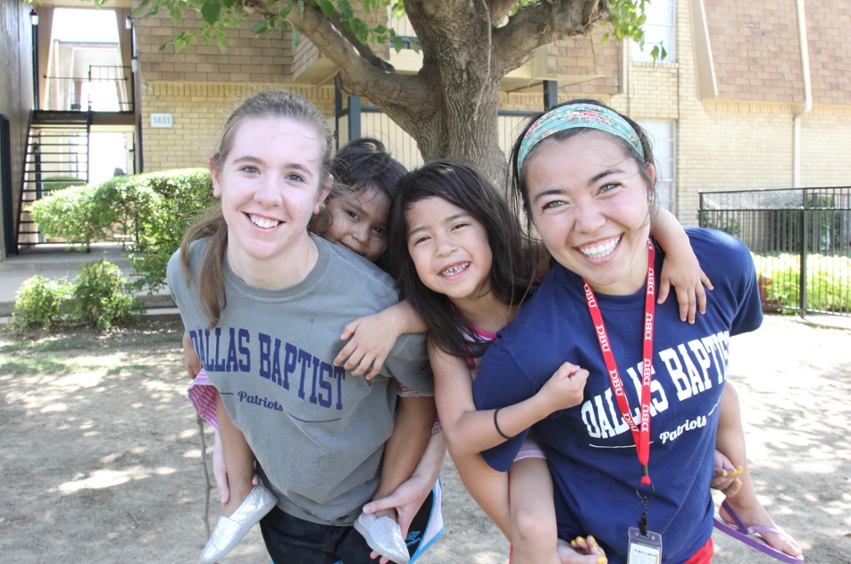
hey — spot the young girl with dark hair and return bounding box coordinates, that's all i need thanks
[384,159,712,564]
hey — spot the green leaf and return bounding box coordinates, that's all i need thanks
[174,33,191,52]
[170,7,182,25]
[316,0,335,19]
[292,29,300,50]
[602,32,610,44]
[338,0,354,20]
[201,0,220,25]
[251,20,268,34]
[393,35,403,53]
[132,0,151,17]
[216,33,228,52]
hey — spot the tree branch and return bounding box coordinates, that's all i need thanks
[487,0,517,25]
[287,3,432,127]
[326,12,391,72]
[492,0,608,72]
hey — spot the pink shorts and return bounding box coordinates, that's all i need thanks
[187,370,219,430]
[514,435,546,462]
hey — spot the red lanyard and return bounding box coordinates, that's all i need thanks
[583,239,656,486]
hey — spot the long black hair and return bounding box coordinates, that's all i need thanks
[386,161,538,358]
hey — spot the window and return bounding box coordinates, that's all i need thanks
[633,0,676,62]
[637,120,676,213]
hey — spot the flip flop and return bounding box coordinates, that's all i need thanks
[713,499,803,563]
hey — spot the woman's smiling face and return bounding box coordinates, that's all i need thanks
[524,131,655,296]
[211,116,330,275]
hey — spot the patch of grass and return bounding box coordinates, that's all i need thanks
[0,320,184,355]
[0,357,71,375]
[106,364,153,376]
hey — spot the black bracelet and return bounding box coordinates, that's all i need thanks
[494,407,512,440]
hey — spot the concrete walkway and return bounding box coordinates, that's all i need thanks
[0,243,175,321]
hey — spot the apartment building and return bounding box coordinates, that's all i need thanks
[2,0,849,256]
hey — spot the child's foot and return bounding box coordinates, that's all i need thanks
[558,536,607,564]
[221,479,254,518]
[717,498,803,559]
[199,483,278,564]
[354,510,409,564]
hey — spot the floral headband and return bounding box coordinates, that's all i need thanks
[517,103,645,171]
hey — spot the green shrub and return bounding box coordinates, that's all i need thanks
[10,275,72,333]
[26,169,214,293]
[124,169,214,292]
[28,184,102,245]
[42,175,87,193]
[67,260,142,330]
[752,253,851,313]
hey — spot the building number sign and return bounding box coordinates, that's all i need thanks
[150,113,174,128]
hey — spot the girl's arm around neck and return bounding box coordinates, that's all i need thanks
[650,206,713,323]
[334,300,428,378]
[430,338,589,458]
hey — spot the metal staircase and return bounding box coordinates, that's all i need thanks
[16,111,91,249]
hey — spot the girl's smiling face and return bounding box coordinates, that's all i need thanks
[322,185,390,263]
[406,196,493,304]
[525,131,654,296]
[211,116,330,281]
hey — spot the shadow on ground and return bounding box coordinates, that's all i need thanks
[0,316,849,563]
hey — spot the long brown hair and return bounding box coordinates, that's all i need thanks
[180,90,335,327]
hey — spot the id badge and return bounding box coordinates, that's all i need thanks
[627,527,662,564]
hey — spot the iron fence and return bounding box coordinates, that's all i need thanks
[699,187,851,318]
[43,65,134,112]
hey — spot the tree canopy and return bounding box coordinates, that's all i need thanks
[86,0,654,186]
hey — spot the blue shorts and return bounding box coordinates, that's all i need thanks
[265,480,443,564]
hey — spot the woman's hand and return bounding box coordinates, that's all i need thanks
[362,432,446,563]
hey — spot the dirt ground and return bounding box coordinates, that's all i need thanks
[0,315,849,564]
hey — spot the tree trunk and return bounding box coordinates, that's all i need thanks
[292,0,610,193]
[335,1,510,192]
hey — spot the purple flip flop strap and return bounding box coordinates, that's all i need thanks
[714,500,803,563]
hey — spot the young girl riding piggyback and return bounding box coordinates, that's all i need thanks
[171,91,442,564]
[381,160,716,564]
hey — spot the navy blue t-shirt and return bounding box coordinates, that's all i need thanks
[473,228,762,563]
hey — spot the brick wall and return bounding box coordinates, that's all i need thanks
[805,0,851,106]
[547,28,621,96]
[135,9,294,83]
[704,0,803,103]
[141,83,335,172]
[800,106,851,187]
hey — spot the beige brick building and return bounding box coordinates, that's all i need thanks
[122,0,851,226]
[2,0,849,256]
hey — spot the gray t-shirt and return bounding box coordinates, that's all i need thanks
[167,235,433,525]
